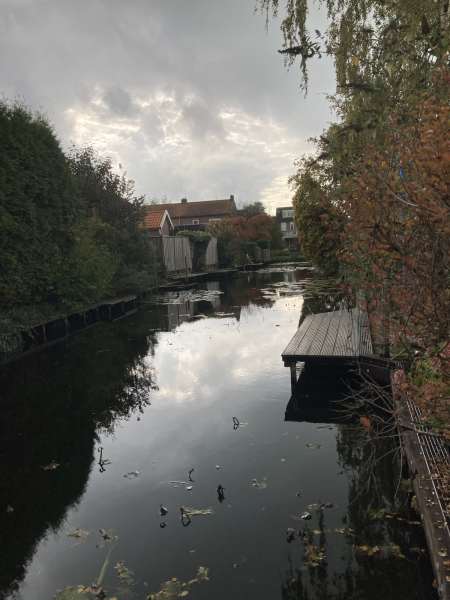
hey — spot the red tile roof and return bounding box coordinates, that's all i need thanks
[142,206,167,230]
[154,198,236,219]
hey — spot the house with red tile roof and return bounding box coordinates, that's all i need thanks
[144,195,237,232]
[142,206,174,237]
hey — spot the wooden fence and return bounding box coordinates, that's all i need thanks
[204,237,218,270]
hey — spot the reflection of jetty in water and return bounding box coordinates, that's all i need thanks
[285,365,357,425]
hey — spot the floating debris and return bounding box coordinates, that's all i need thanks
[55,584,106,599]
[217,485,225,502]
[147,566,209,600]
[188,468,195,482]
[354,544,406,559]
[250,477,268,489]
[98,528,118,547]
[123,470,140,479]
[160,505,168,517]
[334,527,355,536]
[181,506,214,518]
[41,461,60,471]
[186,486,193,491]
[160,522,167,529]
[6,505,14,514]
[67,528,90,543]
[305,443,321,450]
[215,465,221,470]
[286,528,297,543]
[280,458,287,463]
[300,512,312,520]
[304,543,326,567]
[115,560,134,586]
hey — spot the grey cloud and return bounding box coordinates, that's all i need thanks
[103,86,139,117]
[0,0,335,210]
[181,97,224,140]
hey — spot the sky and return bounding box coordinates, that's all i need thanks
[0,0,335,213]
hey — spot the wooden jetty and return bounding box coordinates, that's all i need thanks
[282,307,373,391]
[282,306,450,599]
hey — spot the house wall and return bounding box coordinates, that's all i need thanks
[171,214,230,227]
[161,219,172,236]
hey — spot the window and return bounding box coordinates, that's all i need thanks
[282,209,294,219]
[281,222,287,232]
[289,222,296,232]
[208,218,221,222]
[192,219,200,225]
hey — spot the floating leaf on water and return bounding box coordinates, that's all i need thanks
[148,567,209,600]
[250,478,268,489]
[160,505,168,517]
[67,528,90,543]
[304,543,326,567]
[280,458,287,463]
[42,461,60,471]
[115,560,134,586]
[54,585,100,599]
[123,471,140,479]
[354,544,405,559]
[300,512,312,520]
[181,506,214,517]
[286,528,297,543]
[98,528,118,546]
[305,443,321,450]
[334,527,355,536]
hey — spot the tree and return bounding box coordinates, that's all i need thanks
[0,101,79,307]
[239,201,266,216]
[292,172,343,275]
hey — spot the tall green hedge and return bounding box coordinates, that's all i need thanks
[0,102,157,330]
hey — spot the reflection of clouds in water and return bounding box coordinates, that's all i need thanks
[151,295,303,407]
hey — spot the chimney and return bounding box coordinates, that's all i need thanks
[181,197,187,204]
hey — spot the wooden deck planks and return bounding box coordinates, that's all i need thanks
[282,307,373,364]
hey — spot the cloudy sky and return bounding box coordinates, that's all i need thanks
[0,0,335,213]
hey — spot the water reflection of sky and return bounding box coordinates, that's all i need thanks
[3,270,436,600]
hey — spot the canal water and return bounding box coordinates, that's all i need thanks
[0,267,437,600]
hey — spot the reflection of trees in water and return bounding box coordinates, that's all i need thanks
[300,278,346,318]
[0,317,157,598]
[282,373,436,600]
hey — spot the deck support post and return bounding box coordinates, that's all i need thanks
[290,363,297,393]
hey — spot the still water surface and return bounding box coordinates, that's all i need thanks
[1,268,436,599]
